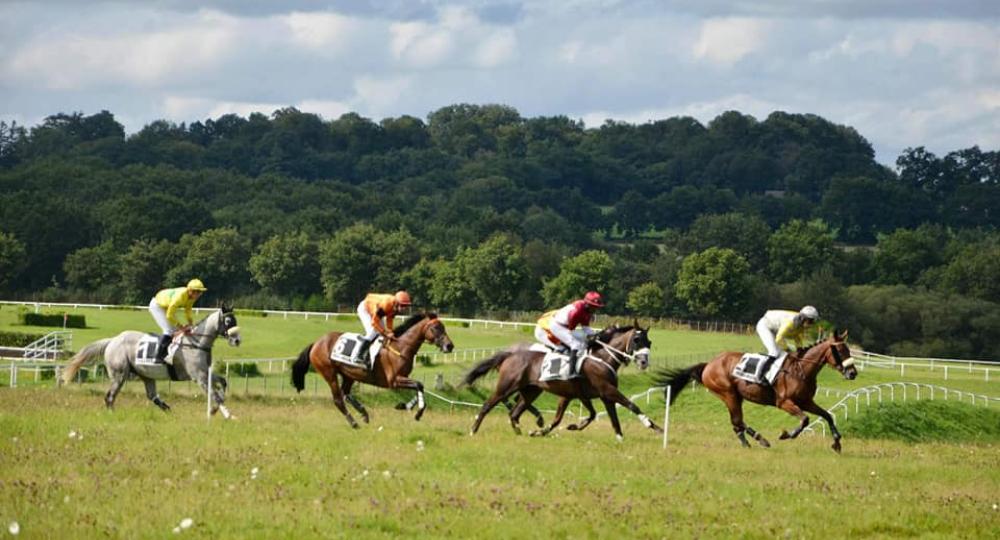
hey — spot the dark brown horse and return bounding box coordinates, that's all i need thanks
[464,323,663,440]
[653,330,858,452]
[291,313,454,428]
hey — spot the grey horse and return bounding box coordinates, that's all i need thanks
[60,305,242,418]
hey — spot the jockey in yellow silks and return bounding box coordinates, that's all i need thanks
[149,279,207,364]
[355,291,412,360]
[755,306,819,385]
[535,291,605,375]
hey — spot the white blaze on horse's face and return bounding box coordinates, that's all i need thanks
[634,347,650,370]
[226,326,242,347]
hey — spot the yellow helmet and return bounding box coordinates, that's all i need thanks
[187,278,208,291]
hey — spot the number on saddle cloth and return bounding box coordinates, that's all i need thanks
[538,349,581,382]
[733,352,786,384]
[135,334,179,365]
[330,333,382,368]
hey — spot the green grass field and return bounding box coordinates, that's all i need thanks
[2,305,1000,538]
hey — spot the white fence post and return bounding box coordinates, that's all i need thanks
[662,386,671,449]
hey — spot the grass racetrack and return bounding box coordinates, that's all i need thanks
[2,305,1000,537]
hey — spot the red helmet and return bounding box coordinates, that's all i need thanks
[584,291,605,308]
[394,290,412,307]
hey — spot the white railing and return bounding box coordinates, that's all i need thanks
[22,330,72,361]
[804,382,1000,437]
[851,350,998,383]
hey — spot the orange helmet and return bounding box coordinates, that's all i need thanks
[394,290,412,307]
[584,291,605,308]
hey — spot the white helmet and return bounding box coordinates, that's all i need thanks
[800,305,819,320]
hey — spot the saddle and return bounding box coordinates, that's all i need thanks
[733,352,786,385]
[135,334,179,365]
[134,334,181,380]
[330,333,383,368]
[536,345,583,382]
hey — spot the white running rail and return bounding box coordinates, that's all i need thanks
[22,330,72,361]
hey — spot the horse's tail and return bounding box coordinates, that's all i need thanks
[291,344,313,393]
[61,339,112,386]
[652,363,707,404]
[463,350,514,387]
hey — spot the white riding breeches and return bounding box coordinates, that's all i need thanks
[357,302,380,341]
[756,318,781,357]
[547,323,587,353]
[149,298,174,335]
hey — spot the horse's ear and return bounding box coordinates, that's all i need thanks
[633,319,640,328]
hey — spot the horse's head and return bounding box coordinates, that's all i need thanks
[421,314,454,353]
[218,303,241,347]
[596,320,652,370]
[823,329,856,380]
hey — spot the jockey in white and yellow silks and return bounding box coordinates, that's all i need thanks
[149,278,207,364]
[355,290,412,361]
[534,291,605,375]
[755,305,819,385]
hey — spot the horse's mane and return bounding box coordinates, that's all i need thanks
[393,313,433,337]
[598,325,634,341]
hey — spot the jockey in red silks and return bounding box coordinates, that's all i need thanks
[355,290,412,360]
[534,291,606,375]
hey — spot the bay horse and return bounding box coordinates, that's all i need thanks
[60,306,241,418]
[653,330,858,452]
[290,313,454,428]
[464,323,663,440]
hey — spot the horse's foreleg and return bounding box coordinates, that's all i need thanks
[141,378,170,412]
[567,399,597,431]
[211,374,232,419]
[341,378,370,424]
[802,399,842,453]
[777,400,809,441]
[531,396,570,437]
[389,376,426,421]
[602,388,663,435]
[105,369,128,410]
[600,397,626,441]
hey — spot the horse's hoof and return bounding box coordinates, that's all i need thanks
[832,441,842,453]
[779,430,791,440]
[759,438,771,448]
[361,416,370,424]
[394,402,408,410]
[529,430,543,437]
[566,424,580,431]
[615,434,624,443]
[535,418,545,428]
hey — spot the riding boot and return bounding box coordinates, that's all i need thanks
[355,337,373,366]
[758,355,776,386]
[156,334,173,365]
[566,350,579,377]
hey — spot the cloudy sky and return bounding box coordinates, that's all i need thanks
[1,0,998,165]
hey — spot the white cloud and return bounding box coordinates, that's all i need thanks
[282,11,357,52]
[389,21,453,67]
[8,10,240,89]
[297,99,352,120]
[692,17,771,65]
[474,28,517,67]
[352,75,413,116]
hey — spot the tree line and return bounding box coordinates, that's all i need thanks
[0,106,997,359]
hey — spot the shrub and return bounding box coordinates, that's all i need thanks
[0,331,45,347]
[18,312,86,328]
[227,362,262,377]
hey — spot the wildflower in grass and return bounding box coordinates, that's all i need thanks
[8,521,20,535]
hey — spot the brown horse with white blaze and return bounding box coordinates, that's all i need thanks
[290,313,453,428]
[464,323,663,440]
[653,330,857,452]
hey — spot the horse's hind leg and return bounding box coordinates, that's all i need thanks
[722,393,752,448]
[531,396,571,437]
[567,399,597,431]
[104,368,128,410]
[341,378,370,424]
[315,361,358,428]
[470,376,521,435]
[142,378,170,411]
[509,387,542,435]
